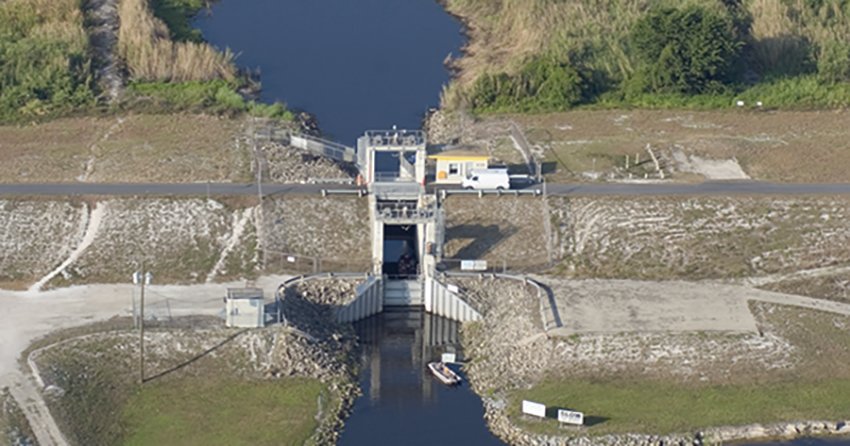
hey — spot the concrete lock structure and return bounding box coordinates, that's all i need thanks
[333,130,482,324]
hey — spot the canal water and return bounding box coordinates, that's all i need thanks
[193,2,849,445]
[193,0,465,146]
[341,309,504,446]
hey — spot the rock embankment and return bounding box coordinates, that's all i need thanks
[454,276,850,446]
[276,277,363,443]
[262,197,371,271]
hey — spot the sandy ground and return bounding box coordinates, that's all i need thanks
[548,279,758,334]
[544,279,850,337]
[0,275,290,446]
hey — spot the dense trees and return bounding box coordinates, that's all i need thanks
[463,0,850,112]
[629,5,743,94]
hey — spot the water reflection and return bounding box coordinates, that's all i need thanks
[339,309,505,446]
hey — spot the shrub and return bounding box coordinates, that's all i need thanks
[127,80,293,119]
[630,5,744,95]
[0,0,95,120]
[470,57,586,112]
[817,40,850,83]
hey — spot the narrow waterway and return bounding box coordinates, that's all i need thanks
[192,2,850,445]
[342,310,504,445]
[194,0,464,145]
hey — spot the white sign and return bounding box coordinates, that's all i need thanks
[447,284,460,294]
[557,409,584,426]
[441,353,457,364]
[286,256,296,263]
[522,400,546,418]
[460,260,488,271]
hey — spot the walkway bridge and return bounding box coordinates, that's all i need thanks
[290,133,357,164]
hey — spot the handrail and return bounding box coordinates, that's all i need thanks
[442,272,562,331]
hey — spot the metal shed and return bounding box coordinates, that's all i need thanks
[225,288,265,328]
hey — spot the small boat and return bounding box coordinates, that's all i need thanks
[427,361,462,385]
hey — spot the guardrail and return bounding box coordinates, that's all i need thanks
[442,271,562,331]
[307,177,354,185]
[320,188,367,197]
[262,250,370,275]
[291,133,357,163]
[438,188,543,198]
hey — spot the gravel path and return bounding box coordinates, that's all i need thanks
[0,274,291,445]
[546,279,850,338]
[28,203,106,292]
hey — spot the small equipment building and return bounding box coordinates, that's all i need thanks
[429,149,490,184]
[225,288,265,328]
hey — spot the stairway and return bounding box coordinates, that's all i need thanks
[383,279,423,306]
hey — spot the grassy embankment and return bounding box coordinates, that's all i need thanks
[32,321,329,446]
[0,0,290,122]
[0,388,35,446]
[507,305,850,437]
[119,0,289,118]
[443,0,850,112]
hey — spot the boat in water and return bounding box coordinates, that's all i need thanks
[427,361,462,385]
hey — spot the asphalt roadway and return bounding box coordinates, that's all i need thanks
[2,181,850,197]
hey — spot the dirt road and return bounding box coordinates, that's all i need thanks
[0,275,289,446]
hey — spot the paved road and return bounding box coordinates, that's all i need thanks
[2,181,850,197]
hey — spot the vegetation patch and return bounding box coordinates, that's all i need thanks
[122,378,323,446]
[446,0,850,111]
[33,323,343,446]
[0,387,35,446]
[760,273,850,304]
[0,0,96,121]
[510,377,850,436]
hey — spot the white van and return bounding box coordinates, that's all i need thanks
[462,169,510,190]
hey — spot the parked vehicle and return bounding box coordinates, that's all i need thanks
[461,169,510,190]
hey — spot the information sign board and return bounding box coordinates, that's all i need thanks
[522,400,546,418]
[557,409,584,426]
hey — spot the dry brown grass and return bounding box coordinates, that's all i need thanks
[0,114,250,183]
[442,0,850,107]
[117,0,236,82]
[498,109,850,183]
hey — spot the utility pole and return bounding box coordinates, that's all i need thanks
[138,262,145,384]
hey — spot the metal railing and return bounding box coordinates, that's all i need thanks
[290,133,357,163]
[262,250,370,275]
[437,258,552,275]
[438,188,544,198]
[363,129,425,147]
[441,271,562,331]
[374,201,436,222]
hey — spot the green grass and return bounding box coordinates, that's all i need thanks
[127,80,294,120]
[511,378,850,436]
[122,378,323,446]
[151,0,207,42]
